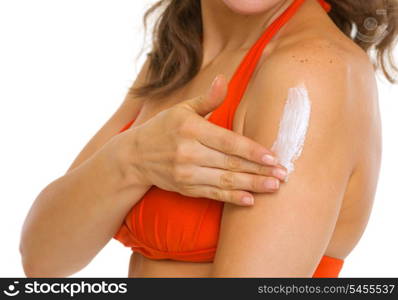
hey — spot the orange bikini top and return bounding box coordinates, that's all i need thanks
[114,0,344,277]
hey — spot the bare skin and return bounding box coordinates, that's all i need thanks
[128,0,381,277]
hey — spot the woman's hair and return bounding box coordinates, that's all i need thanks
[132,0,398,99]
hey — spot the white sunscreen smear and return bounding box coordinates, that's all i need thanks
[271,83,311,181]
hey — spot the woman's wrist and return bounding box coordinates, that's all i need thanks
[110,127,152,191]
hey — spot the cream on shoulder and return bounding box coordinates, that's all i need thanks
[271,83,311,182]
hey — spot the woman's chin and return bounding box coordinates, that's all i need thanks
[222,0,280,15]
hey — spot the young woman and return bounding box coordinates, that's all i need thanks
[20,0,397,277]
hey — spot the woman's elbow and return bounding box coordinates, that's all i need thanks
[20,255,79,278]
[20,254,49,278]
[19,242,80,278]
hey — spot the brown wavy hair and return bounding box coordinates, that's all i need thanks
[132,0,398,99]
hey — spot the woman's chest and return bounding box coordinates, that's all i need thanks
[131,51,256,135]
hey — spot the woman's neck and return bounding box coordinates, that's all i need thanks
[200,0,294,64]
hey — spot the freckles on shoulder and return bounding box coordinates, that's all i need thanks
[241,37,360,165]
[246,37,362,116]
[267,38,352,85]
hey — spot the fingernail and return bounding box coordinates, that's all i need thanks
[211,75,220,88]
[264,178,279,190]
[273,168,287,181]
[241,195,254,205]
[262,154,278,165]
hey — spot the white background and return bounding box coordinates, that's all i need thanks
[0,0,397,277]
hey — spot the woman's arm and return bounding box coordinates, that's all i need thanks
[210,39,360,277]
[20,137,151,278]
[19,61,286,277]
[19,60,151,277]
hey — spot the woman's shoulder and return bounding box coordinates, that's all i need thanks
[256,31,374,93]
[241,33,379,171]
[247,29,378,123]
[265,17,374,74]
[245,35,364,117]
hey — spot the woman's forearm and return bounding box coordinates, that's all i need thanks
[19,132,151,277]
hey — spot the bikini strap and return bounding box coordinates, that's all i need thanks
[317,0,332,13]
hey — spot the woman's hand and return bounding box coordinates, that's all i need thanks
[120,75,287,206]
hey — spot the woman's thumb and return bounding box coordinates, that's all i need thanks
[183,74,228,117]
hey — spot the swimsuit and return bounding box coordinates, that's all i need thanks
[113,0,344,277]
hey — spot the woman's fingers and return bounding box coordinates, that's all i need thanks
[195,118,279,166]
[194,142,288,181]
[182,184,255,206]
[186,166,280,193]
